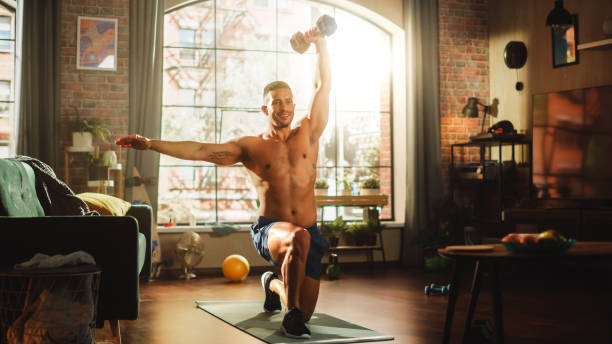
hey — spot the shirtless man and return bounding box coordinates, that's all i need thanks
[116,27,330,339]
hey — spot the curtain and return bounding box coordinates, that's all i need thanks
[402,0,443,265]
[16,0,60,170]
[128,0,164,214]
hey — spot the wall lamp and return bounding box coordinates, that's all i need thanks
[545,0,572,28]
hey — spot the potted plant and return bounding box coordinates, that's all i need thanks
[87,154,111,181]
[320,216,346,247]
[340,178,352,196]
[365,217,383,245]
[360,177,380,195]
[345,222,370,246]
[69,106,112,148]
[314,178,328,196]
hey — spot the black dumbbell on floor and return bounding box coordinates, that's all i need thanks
[424,283,451,296]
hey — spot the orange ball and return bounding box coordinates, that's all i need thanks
[222,254,250,282]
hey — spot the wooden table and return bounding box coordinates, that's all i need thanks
[437,242,612,344]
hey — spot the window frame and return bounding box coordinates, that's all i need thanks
[0,4,16,157]
[160,0,406,230]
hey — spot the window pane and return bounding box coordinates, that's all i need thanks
[217,166,258,222]
[216,50,275,108]
[335,9,391,112]
[277,52,315,112]
[160,107,216,166]
[179,29,195,45]
[337,111,391,167]
[0,80,9,100]
[164,1,214,48]
[317,110,336,167]
[163,48,215,106]
[0,41,14,81]
[218,109,268,142]
[276,1,334,53]
[158,166,217,224]
[216,0,275,51]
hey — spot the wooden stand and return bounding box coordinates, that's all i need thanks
[64,146,124,199]
[316,195,389,263]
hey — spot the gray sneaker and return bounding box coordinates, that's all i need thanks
[261,271,281,313]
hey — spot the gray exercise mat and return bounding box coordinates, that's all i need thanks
[196,300,394,344]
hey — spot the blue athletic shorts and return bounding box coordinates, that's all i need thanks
[250,216,329,280]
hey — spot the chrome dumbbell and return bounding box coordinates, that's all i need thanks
[424,283,451,296]
[290,14,337,54]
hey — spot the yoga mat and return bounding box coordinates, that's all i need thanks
[196,300,394,344]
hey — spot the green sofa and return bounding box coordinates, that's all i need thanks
[0,157,152,329]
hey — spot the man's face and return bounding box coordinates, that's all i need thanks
[262,88,295,129]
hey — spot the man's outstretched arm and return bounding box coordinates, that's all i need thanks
[115,134,244,166]
[304,28,331,140]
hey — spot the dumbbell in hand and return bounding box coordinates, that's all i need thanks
[424,283,451,296]
[290,14,337,54]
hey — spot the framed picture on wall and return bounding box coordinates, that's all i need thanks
[552,14,579,68]
[76,16,118,71]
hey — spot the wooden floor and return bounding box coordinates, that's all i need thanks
[100,264,611,344]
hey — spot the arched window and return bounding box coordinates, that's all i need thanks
[160,0,394,225]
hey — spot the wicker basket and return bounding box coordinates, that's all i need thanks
[0,265,101,344]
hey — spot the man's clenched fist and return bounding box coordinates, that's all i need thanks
[115,134,152,150]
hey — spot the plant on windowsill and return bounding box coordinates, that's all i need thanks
[359,177,380,196]
[340,178,352,196]
[68,106,112,149]
[314,178,329,196]
[320,216,346,247]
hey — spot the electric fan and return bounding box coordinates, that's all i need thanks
[175,231,205,280]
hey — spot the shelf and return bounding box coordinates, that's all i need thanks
[329,245,383,251]
[452,137,530,148]
[577,38,612,50]
[66,146,95,152]
[315,195,388,207]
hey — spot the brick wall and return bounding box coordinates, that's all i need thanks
[59,0,129,193]
[438,0,489,194]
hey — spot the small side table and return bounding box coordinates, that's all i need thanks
[438,242,612,344]
[0,265,102,344]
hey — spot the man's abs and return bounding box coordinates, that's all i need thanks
[254,180,317,228]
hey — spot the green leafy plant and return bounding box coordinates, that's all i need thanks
[86,153,112,167]
[340,178,352,190]
[69,106,112,142]
[417,197,473,247]
[314,178,329,189]
[360,177,380,189]
[320,216,346,239]
[365,217,384,233]
[345,222,370,245]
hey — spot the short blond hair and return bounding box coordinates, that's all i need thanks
[263,81,291,102]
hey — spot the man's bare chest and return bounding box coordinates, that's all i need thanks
[245,139,317,180]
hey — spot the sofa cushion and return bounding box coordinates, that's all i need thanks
[77,192,131,216]
[0,159,45,216]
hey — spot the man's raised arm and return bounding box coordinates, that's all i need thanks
[304,28,331,140]
[115,134,244,166]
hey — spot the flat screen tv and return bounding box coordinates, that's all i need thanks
[532,84,612,206]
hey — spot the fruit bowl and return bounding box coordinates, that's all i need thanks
[501,238,576,253]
